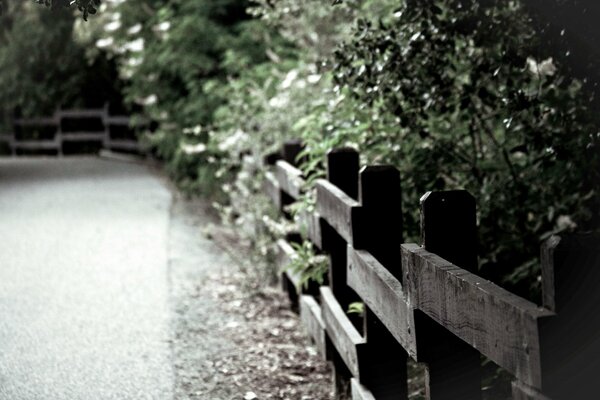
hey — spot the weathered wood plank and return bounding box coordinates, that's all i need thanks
[300,295,327,358]
[316,179,359,245]
[263,171,282,209]
[61,132,105,141]
[276,239,300,310]
[104,116,131,126]
[297,210,323,249]
[417,190,481,400]
[107,140,140,151]
[276,239,301,289]
[275,160,305,200]
[322,145,361,322]
[58,108,105,118]
[12,140,59,150]
[354,166,409,400]
[351,378,376,400]
[13,117,58,126]
[401,243,553,388]
[347,246,417,357]
[321,286,366,379]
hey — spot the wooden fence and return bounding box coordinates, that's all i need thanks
[252,140,600,399]
[0,104,143,155]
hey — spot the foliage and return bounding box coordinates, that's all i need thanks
[194,0,600,300]
[90,0,282,194]
[289,240,329,289]
[0,4,80,121]
[33,0,101,20]
[0,1,121,132]
[347,302,365,317]
[293,0,599,300]
[202,0,379,286]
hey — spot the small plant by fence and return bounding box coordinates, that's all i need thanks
[0,104,143,156]
[249,140,600,399]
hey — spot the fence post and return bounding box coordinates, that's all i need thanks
[324,147,361,399]
[324,147,360,310]
[417,190,482,400]
[355,165,409,399]
[281,139,303,167]
[280,140,303,213]
[275,141,304,308]
[524,233,600,398]
[55,107,63,157]
[102,102,110,150]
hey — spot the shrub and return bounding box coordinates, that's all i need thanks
[295,0,600,299]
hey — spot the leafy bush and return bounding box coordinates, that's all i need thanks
[90,0,283,195]
[204,0,600,302]
[0,3,85,122]
[0,1,122,132]
[298,0,599,299]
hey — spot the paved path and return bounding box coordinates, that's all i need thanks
[0,157,174,399]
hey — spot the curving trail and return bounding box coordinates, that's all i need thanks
[0,156,332,400]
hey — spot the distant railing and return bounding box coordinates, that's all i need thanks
[246,140,600,400]
[0,104,144,156]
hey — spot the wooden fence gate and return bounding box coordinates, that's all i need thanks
[248,140,600,399]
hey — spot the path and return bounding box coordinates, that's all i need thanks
[0,156,332,400]
[0,157,173,399]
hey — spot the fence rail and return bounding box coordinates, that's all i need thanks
[249,140,600,399]
[0,104,143,155]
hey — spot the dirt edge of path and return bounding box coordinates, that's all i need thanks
[169,194,334,400]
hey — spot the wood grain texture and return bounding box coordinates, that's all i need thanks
[300,295,327,358]
[320,286,366,378]
[104,116,131,126]
[401,243,552,388]
[57,108,106,118]
[263,171,282,210]
[418,190,481,400]
[351,378,376,400]
[10,141,59,150]
[13,117,58,126]
[316,179,359,245]
[275,161,305,200]
[347,246,417,357]
[107,140,141,152]
[276,239,301,289]
[298,210,323,250]
[354,166,409,400]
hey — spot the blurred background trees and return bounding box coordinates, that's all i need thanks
[0,0,121,128]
